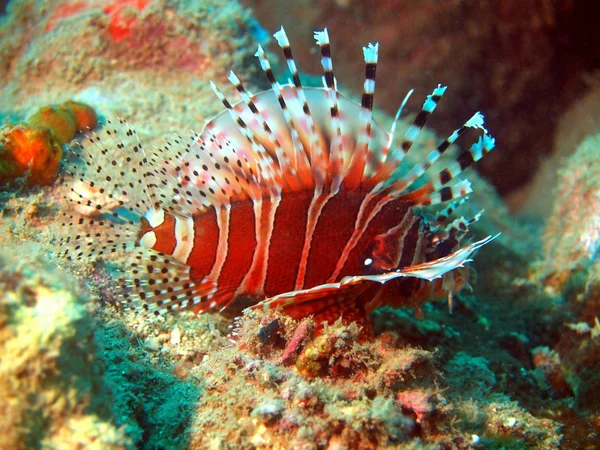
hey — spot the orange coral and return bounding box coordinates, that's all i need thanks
[62,101,98,132]
[1,101,98,187]
[0,125,63,186]
[28,106,77,146]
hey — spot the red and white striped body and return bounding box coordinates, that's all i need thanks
[61,27,497,326]
[138,189,429,320]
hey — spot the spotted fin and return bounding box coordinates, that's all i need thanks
[117,247,217,315]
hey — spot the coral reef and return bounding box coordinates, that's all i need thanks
[521,133,600,426]
[176,311,562,448]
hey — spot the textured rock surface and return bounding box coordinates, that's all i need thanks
[0,245,132,450]
[510,83,600,216]
[536,133,600,300]
[0,0,261,136]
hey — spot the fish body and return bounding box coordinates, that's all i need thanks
[60,28,496,326]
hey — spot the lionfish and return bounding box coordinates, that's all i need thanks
[59,27,496,328]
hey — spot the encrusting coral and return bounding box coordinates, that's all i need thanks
[163,309,563,449]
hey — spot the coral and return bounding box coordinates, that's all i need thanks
[0,236,203,449]
[154,309,562,448]
[28,105,77,145]
[0,100,97,188]
[483,399,562,449]
[63,100,99,132]
[0,245,133,449]
[294,320,375,378]
[188,310,440,447]
[0,123,62,186]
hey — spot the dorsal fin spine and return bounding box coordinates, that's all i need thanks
[314,28,344,193]
[254,45,314,189]
[385,111,487,197]
[364,89,415,190]
[345,42,379,191]
[226,70,298,192]
[399,134,496,202]
[209,80,281,193]
[386,85,447,176]
[273,27,326,187]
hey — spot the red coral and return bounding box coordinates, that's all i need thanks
[397,390,434,423]
[45,0,151,42]
[103,0,151,41]
[278,320,314,365]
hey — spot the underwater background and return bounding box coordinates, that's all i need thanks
[0,0,599,448]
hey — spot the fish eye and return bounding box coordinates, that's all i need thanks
[364,258,373,266]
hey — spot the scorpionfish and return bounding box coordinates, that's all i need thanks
[59,27,497,328]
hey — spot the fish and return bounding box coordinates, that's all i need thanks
[58,27,497,328]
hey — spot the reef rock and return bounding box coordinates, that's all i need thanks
[537,132,600,306]
[0,245,132,449]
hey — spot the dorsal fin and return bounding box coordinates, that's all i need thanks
[274,27,326,186]
[226,70,297,190]
[254,44,313,186]
[399,134,496,203]
[386,112,486,197]
[209,80,282,191]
